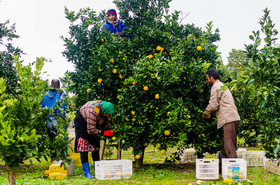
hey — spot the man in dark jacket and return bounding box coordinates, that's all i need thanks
[102,9,127,37]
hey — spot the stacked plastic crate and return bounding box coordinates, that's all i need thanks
[236,148,247,159]
[244,151,266,166]
[180,148,196,163]
[264,159,280,175]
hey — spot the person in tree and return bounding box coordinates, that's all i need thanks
[74,100,114,179]
[203,69,241,172]
[42,79,67,161]
[102,9,127,37]
[42,79,67,140]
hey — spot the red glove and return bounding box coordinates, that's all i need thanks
[104,129,114,137]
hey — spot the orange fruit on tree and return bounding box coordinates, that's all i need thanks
[197,46,202,51]
[156,143,161,149]
[143,86,148,91]
[132,81,136,85]
[135,154,141,160]
[164,130,170,136]
[155,94,160,99]
[44,170,49,175]
[97,78,102,83]
[156,46,164,51]
[112,136,116,141]
[160,149,166,155]
[131,111,135,115]
[113,69,117,74]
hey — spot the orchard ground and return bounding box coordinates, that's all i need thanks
[0,144,279,185]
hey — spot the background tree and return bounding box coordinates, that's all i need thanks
[226,49,248,76]
[229,8,280,159]
[0,58,71,185]
[0,20,23,94]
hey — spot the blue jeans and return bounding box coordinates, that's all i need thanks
[46,117,58,141]
[46,117,67,141]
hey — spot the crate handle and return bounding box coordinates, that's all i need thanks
[229,160,237,162]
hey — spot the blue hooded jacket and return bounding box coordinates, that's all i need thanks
[102,21,127,35]
[42,89,66,118]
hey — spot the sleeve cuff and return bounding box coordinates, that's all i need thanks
[98,130,104,136]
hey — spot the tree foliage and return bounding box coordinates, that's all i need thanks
[0,20,23,94]
[0,58,71,185]
[226,49,248,77]
[229,8,280,159]
[63,0,222,165]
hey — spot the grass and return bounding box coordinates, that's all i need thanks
[0,145,279,185]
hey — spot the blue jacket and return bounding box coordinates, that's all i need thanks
[42,89,66,118]
[102,21,127,36]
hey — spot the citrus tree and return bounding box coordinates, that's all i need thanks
[0,20,23,94]
[62,0,222,165]
[0,58,71,185]
[229,8,280,159]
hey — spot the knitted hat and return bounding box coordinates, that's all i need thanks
[101,101,115,114]
[107,9,117,16]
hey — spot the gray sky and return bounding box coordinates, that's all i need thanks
[0,0,280,82]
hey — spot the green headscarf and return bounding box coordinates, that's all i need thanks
[101,101,115,114]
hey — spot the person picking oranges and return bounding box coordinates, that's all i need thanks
[102,9,127,37]
[74,100,115,179]
[203,68,240,173]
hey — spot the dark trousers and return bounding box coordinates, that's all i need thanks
[221,121,239,158]
[80,151,100,164]
[219,121,239,171]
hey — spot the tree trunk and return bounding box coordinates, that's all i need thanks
[6,164,16,185]
[135,146,145,168]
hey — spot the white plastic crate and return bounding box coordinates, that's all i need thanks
[196,159,219,180]
[222,159,247,181]
[180,148,196,163]
[264,159,280,175]
[236,148,247,159]
[244,151,265,166]
[95,160,132,180]
[216,148,247,159]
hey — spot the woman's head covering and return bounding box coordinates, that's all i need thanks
[101,101,115,114]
